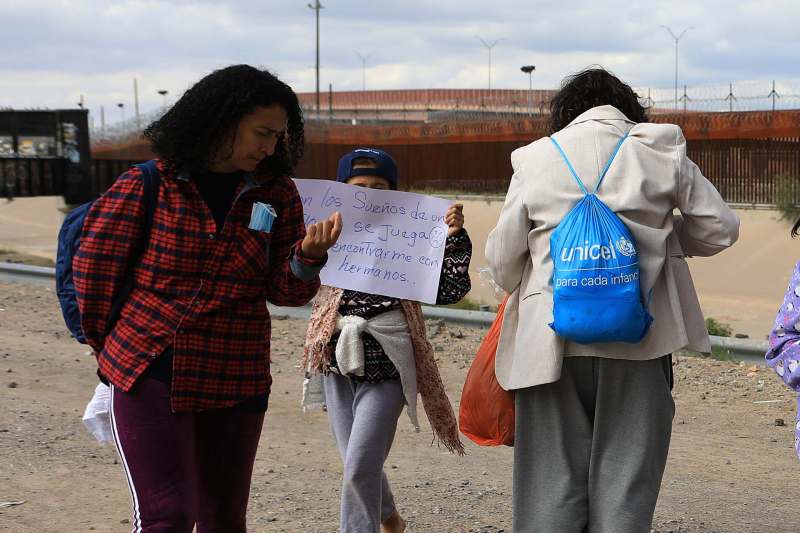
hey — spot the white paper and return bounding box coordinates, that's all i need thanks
[294,179,452,304]
[82,383,114,445]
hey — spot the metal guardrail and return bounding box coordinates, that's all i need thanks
[708,335,771,360]
[0,261,769,364]
[0,262,58,286]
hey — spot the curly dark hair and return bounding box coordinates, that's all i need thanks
[548,67,648,133]
[143,65,304,177]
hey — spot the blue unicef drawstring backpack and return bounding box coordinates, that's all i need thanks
[548,133,653,344]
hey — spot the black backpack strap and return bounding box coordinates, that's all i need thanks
[135,159,161,244]
[103,160,161,338]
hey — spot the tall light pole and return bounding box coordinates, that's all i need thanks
[355,51,371,91]
[133,78,141,129]
[158,89,168,107]
[520,65,535,115]
[660,25,694,110]
[117,102,125,124]
[308,1,325,117]
[476,36,504,90]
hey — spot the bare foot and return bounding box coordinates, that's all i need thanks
[381,511,406,533]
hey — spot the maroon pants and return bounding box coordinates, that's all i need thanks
[109,376,265,533]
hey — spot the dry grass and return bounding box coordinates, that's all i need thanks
[0,247,55,267]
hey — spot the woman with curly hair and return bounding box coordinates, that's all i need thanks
[73,64,341,532]
[486,67,740,532]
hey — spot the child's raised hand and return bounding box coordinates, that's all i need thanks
[301,212,343,260]
[445,203,465,236]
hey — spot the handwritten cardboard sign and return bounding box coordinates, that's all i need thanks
[293,179,452,303]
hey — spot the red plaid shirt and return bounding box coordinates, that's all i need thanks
[74,160,323,411]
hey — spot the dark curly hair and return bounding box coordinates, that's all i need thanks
[143,64,304,177]
[548,67,648,133]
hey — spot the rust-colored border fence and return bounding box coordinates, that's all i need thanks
[87,109,800,206]
[687,138,800,205]
[296,137,800,204]
[295,140,528,193]
[87,137,800,205]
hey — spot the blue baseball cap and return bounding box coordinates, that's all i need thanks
[336,148,399,190]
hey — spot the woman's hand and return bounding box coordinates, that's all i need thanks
[301,212,343,260]
[445,203,465,236]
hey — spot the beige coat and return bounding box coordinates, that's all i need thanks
[486,105,740,391]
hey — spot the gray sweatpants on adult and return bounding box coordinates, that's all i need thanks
[324,372,406,533]
[513,355,674,533]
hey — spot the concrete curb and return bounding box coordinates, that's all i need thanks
[0,261,770,363]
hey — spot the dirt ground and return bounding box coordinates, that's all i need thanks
[0,279,797,533]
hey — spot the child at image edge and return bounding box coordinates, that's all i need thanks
[765,216,800,460]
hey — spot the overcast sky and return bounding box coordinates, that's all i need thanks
[2,0,799,123]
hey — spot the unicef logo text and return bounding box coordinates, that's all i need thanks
[615,237,637,257]
[559,237,637,263]
[560,240,617,262]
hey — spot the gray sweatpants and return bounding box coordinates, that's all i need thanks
[324,372,405,533]
[513,355,674,533]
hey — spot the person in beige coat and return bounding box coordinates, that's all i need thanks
[486,68,740,533]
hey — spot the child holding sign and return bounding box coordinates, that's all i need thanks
[303,148,471,533]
